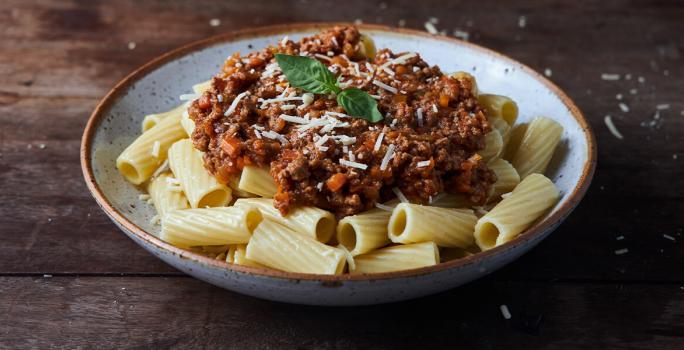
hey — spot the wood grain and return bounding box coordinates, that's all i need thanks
[0,0,683,348]
[1,276,682,349]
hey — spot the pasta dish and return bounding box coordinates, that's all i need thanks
[116,26,562,275]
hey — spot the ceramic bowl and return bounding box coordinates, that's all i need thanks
[81,23,596,306]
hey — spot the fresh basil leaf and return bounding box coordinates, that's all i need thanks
[337,88,384,123]
[275,54,339,94]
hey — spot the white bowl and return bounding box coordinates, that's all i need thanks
[81,23,596,306]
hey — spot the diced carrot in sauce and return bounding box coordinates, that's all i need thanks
[236,156,245,170]
[198,95,212,109]
[395,65,407,75]
[439,94,450,108]
[248,57,264,67]
[393,94,407,103]
[221,137,242,158]
[326,173,347,192]
[281,149,298,161]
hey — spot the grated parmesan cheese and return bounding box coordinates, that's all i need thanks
[316,182,324,191]
[380,144,395,170]
[373,80,398,94]
[604,115,624,140]
[339,159,368,170]
[500,305,512,320]
[392,187,409,203]
[279,114,309,124]
[314,53,332,62]
[224,91,250,116]
[375,202,395,211]
[614,248,629,255]
[179,93,199,101]
[374,132,385,151]
[151,159,169,178]
[416,160,431,168]
[601,73,621,81]
[424,21,438,34]
[416,108,424,127]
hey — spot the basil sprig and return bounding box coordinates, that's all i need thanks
[275,54,383,122]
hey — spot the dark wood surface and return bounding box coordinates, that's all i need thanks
[1,0,682,348]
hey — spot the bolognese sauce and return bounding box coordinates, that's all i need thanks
[188,26,495,217]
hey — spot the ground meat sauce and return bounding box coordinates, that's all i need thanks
[189,26,496,217]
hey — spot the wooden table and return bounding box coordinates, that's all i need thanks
[2,0,682,348]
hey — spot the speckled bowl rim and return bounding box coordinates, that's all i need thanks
[81,22,596,282]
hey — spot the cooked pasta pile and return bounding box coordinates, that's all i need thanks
[116,29,562,275]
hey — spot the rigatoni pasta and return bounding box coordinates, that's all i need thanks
[388,203,477,248]
[238,166,277,198]
[161,206,262,248]
[353,242,439,273]
[337,208,391,256]
[478,94,519,126]
[510,117,563,179]
[246,219,346,274]
[228,244,267,268]
[234,198,336,243]
[474,173,560,251]
[142,104,187,132]
[168,139,232,208]
[487,158,521,201]
[147,172,189,217]
[116,110,186,185]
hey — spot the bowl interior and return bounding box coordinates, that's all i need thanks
[88,25,591,270]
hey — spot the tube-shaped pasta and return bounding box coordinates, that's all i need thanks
[228,173,256,198]
[388,203,477,248]
[161,206,262,248]
[502,123,529,161]
[238,165,277,198]
[227,244,267,268]
[337,208,391,256]
[489,116,511,148]
[480,129,503,162]
[487,158,521,201]
[234,198,336,243]
[168,139,232,208]
[142,104,187,132]
[474,173,560,250]
[246,219,346,275]
[510,117,563,179]
[116,110,187,185]
[478,94,519,126]
[147,172,189,217]
[353,242,439,273]
[192,80,212,94]
[180,109,195,137]
[429,193,472,208]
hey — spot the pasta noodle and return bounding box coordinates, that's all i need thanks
[501,123,529,161]
[192,80,212,94]
[246,219,346,274]
[234,198,336,243]
[487,158,521,201]
[238,165,277,198]
[228,244,267,268]
[147,172,189,217]
[353,242,439,273]
[478,94,519,126]
[161,206,262,248]
[142,104,187,132]
[168,139,232,208]
[480,129,503,162]
[337,208,391,256]
[116,110,187,185]
[180,109,195,137]
[228,173,257,198]
[388,203,477,248]
[510,117,563,179]
[489,116,512,149]
[474,173,560,250]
